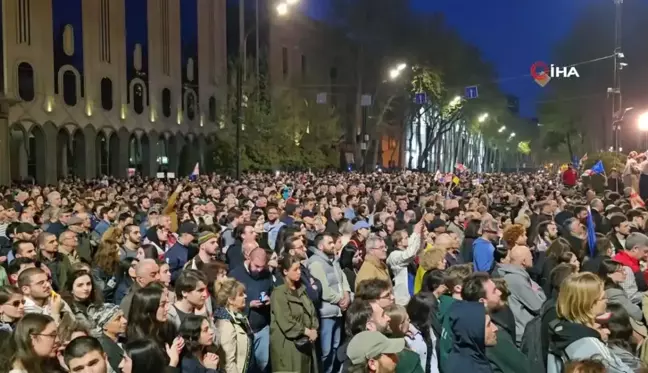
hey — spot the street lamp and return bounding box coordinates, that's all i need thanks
[508,132,516,141]
[276,2,289,15]
[498,125,506,133]
[478,113,489,123]
[449,96,461,108]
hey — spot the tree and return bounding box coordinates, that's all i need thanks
[215,68,342,171]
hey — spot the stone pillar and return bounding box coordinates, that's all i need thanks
[42,123,59,185]
[83,126,97,180]
[116,129,130,179]
[143,136,158,178]
[0,108,10,187]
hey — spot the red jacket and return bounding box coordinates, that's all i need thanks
[614,250,640,272]
[562,169,577,186]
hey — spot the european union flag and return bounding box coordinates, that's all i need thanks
[586,206,597,258]
[591,160,605,175]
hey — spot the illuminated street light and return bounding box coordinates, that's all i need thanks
[449,96,461,108]
[639,112,648,131]
[478,113,489,123]
[276,2,289,15]
[498,126,506,133]
[387,63,408,80]
[508,132,516,141]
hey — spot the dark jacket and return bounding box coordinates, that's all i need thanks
[229,265,273,333]
[445,301,493,373]
[487,306,529,373]
[97,334,124,373]
[226,241,245,269]
[165,241,190,283]
[179,354,218,373]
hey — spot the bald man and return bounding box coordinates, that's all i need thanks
[119,259,160,315]
[243,241,260,260]
[228,246,274,372]
[495,244,546,345]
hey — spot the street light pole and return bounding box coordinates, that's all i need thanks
[612,0,623,152]
[235,0,245,179]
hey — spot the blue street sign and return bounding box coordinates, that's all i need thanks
[414,93,427,105]
[465,86,479,99]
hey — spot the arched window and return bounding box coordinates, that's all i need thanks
[208,96,216,122]
[186,93,196,120]
[100,78,113,111]
[162,88,171,117]
[133,83,144,114]
[63,71,78,106]
[18,62,35,101]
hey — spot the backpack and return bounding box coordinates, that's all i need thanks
[520,302,552,373]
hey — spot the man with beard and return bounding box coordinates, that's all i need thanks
[462,273,530,373]
[229,247,273,373]
[119,224,142,260]
[337,299,392,373]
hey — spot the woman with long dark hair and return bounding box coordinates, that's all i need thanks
[0,313,62,373]
[406,293,439,373]
[178,314,220,372]
[120,337,185,373]
[0,286,25,331]
[114,258,138,305]
[606,303,644,371]
[126,283,176,348]
[61,269,103,329]
[459,219,481,263]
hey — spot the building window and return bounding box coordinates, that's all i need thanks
[208,96,216,122]
[100,78,113,111]
[18,62,35,102]
[133,83,144,114]
[162,88,171,117]
[301,55,307,79]
[62,70,78,106]
[282,47,288,80]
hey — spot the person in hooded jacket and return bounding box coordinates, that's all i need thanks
[547,272,634,373]
[445,301,498,373]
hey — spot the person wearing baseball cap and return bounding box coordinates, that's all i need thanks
[346,331,404,373]
[164,221,198,282]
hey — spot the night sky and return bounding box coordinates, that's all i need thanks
[307,0,592,118]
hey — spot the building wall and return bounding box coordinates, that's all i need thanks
[0,0,227,185]
[267,13,357,152]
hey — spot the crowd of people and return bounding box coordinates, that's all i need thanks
[0,169,646,373]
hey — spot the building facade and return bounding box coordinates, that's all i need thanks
[0,0,227,185]
[266,12,358,162]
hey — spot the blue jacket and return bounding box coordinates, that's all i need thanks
[165,242,189,283]
[473,238,495,272]
[446,301,493,373]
